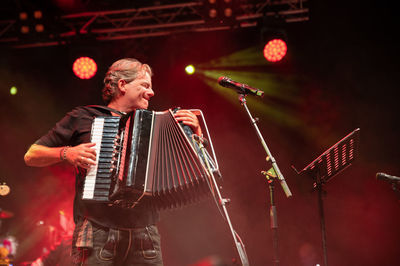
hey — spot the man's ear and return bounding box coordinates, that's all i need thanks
[117,79,126,93]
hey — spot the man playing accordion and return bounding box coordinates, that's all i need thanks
[24,58,203,266]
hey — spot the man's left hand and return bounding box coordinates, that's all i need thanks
[173,109,202,136]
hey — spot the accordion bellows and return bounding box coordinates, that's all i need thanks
[82,109,210,209]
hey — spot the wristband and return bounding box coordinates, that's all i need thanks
[60,146,70,161]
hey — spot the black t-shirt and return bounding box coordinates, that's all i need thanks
[35,106,159,228]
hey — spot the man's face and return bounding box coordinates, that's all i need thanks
[124,71,154,110]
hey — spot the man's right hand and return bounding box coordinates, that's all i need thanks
[64,143,97,169]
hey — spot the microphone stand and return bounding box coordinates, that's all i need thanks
[238,93,292,266]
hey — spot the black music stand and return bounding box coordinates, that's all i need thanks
[292,128,360,266]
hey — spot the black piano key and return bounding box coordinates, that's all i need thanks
[94,191,109,197]
[99,154,113,160]
[98,158,112,163]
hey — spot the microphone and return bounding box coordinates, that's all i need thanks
[218,76,264,97]
[376,172,400,182]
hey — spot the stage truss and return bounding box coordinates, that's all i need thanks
[0,0,309,48]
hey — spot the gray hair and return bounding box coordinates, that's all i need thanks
[102,58,152,104]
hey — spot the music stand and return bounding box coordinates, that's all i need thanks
[292,128,360,266]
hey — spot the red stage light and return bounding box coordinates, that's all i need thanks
[72,57,97,79]
[263,39,287,62]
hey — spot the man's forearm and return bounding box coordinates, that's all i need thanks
[24,144,65,167]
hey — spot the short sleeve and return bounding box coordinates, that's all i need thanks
[35,107,93,147]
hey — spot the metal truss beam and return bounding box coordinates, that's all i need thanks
[0,0,309,49]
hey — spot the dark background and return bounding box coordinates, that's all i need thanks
[1,1,399,265]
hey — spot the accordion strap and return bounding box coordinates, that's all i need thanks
[86,105,127,116]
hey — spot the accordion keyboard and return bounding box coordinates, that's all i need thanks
[82,116,120,201]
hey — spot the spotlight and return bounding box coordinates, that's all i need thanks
[33,10,43,19]
[260,18,288,62]
[185,65,195,75]
[35,24,44,33]
[20,25,30,34]
[19,12,28,20]
[72,57,97,79]
[263,39,287,62]
[209,8,217,18]
[10,86,18,95]
[224,8,233,17]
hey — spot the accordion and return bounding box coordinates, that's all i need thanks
[82,109,217,209]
